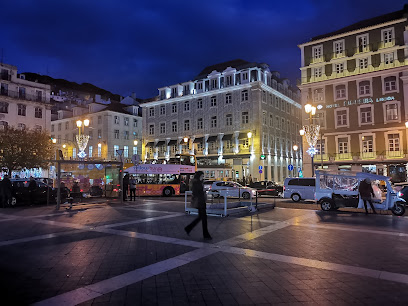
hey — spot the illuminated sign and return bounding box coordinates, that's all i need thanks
[325,96,395,109]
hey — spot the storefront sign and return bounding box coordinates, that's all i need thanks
[325,96,395,109]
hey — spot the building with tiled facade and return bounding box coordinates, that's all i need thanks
[298,5,408,181]
[141,60,302,183]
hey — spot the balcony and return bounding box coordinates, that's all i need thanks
[360,151,376,160]
[385,150,404,159]
[354,45,371,54]
[334,153,352,161]
[314,153,329,161]
[0,73,11,81]
[331,50,346,59]
[378,39,395,50]
[310,56,325,64]
[0,89,47,103]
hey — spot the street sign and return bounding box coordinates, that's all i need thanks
[258,166,263,170]
[116,149,124,156]
[259,170,262,174]
[288,164,294,171]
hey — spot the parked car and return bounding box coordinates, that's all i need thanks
[207,181,256,199]
[247,181,283,197]
[283,178,316,202]
[203,180,216,191]
[9,178,57,206]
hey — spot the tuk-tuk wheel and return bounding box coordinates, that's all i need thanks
[320,199,333,211]
[391,204,405,216]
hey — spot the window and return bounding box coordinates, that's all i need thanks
[171,87,178,97]
[65,122,69,130]
[211,116,217,128]
[335,84,346,99]
[384,76,397,92]
[89,146,93,158]
[281,118,285,131]
[160,123,166,134]
[172,121,177,133]
[225,94,232,104]
[149,124,154,135]
[114,145,119,157]
[133,146,138,155]
[197,83,203,90]
[243,139,249,148]
[314,67,322,78]
[114,130,119,139]
[386,103,398,121]
[133,119,138,127]
[124,131,129,140]
[242,112,249,124]
[210,96,217,107]
[17,104,26,116]
[275,116,280,128]
[360,107,372,124]
[226,114,232,126]
[359,58,368,69]
[269,114,273,127]
[0,83,8,95]
[335,63,344,74]
[388,134,400,151]
[19,87,26,99]
[197,99,203,109]
[149,107,155,117]
[241,90,248,101]
[313,88,324,102]
[98,130,102,138]
[281,100,285,111]
[197,118,203,129]
[226,75,233,86]
[382,28,394,44]
[357,34,369,52]
[89,131,93,140]
[17,123,26,130]
[124,117,129,126]
[98,116,102,124]
[274,96,279,108]
[359,81,370,96]
[262,91,266,102]
[124,146,129,158]
[334,40,344,55]
[0,102,8,113]
[171,103,177,113]
[51,125,54,132]
[312,45,322,60]
[262,112,267,125]
[0,121,8,130]
[362,136,373,153]
[184,101,190,111]
[242,72,248,80]
[184,120,190,131]
[336,109,348,127]
[114,116,119,124]
[72,148,77,159]
[211,79,217,89]
[384,53,394,65]
[317,139,325,154]
[184,84,190,95]
[58,123,61,131]
[338,137,349,154]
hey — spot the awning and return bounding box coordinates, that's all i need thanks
[155,141,165,147]
[207,136,218,142]
[168,140,177,145]
[222,134,233,141]
[193,137,203,143]
[145,142,154,147]
[238,133,248,140]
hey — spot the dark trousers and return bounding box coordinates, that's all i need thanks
[129,188,136,201]
[123,185,128,200]
[362,197,376,213]
[185,207,210,237]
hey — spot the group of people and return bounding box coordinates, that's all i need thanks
[0,176,38,207]
[122,173,137,201]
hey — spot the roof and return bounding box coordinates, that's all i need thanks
[194,59,268,80]
[309,5,408,43]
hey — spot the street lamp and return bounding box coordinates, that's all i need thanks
[293,145,298,151]
[134,140,138,146]
[76,119,90,159]
[52,138,57,144]
[300,104,320,177]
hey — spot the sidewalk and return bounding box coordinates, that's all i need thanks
[0,199,408,305]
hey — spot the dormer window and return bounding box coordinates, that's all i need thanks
[242,72,248,80]
[197,83,203,90]
[211,79,217,89]
[171,87,177,98]
[333,40,345,57]
[226,75,233,86]
[183,85,190,95]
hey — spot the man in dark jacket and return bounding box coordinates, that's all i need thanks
[358,178,377,214]
[123,173,129,201]
[2,175,12,207]
[28,177,37,206]
[184,171,212,239]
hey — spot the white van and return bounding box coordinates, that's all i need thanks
[283,178,316,202]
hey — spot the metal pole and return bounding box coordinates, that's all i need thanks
[56,161,61,210]
[321,126,323,169]
[311,156,315,177]
[120,163,123,204]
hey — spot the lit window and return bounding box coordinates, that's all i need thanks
[386,103,398,121]
[388,134,400,151]
[338,137,349,154]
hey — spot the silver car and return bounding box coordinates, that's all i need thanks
[208,181,256,199]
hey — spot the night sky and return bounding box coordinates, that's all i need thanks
[1,0,407,99]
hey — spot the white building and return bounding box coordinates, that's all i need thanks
[0,63,52,132]
[141,59,302,183]
[51,102,142,162]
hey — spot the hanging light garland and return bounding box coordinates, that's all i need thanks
[302,124,320,157]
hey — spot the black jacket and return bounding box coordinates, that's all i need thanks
[359,180,374,198]
[192,179,206,209]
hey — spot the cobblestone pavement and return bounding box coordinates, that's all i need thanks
[0,198,408,305]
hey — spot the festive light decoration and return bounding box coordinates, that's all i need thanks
[302,124,320,157]
[76,134,90,159]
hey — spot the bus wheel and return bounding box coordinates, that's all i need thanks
[163,187,174,197]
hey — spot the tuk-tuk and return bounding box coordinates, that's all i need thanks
[315,170,406,216]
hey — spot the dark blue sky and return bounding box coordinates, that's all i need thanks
[1,0,407,99]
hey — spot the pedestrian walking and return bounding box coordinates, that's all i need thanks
[129,175,137,201]
[123,173,129,200]
[184,171,212,240]
[248,174,253,185]
[2,175,12,207]
[28,177,37,206]
[359,178,377,215]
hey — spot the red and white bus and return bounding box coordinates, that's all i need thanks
[124,163,196,196]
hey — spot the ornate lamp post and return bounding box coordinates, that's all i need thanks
[300,104,320,177]
[76,119,90,159]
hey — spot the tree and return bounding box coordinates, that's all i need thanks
[0,127,53,176]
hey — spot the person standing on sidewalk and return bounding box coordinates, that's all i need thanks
[123,173,129,201]
[2,175,12,207]
[184,171,212,240]
[129,175,137,201]
[28,177,37,206]
[359,178,377,215]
